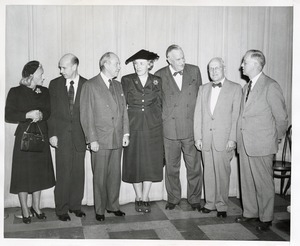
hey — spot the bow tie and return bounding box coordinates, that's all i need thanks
[173,70,183,76]
[212,82,222,88]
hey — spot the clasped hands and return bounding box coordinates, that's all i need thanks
[194,139,236,152]
[26,109,43,122]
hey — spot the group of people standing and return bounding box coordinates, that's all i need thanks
[5,45,288,233]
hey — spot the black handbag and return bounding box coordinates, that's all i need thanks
[20,122,45,152]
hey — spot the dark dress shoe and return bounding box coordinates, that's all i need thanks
[69,209,86,217]
[30,207,46,220]
[107,210,125,216]
[191,203,201,211]
[58,213,71,221]
[135,200,143,212]
[201,207,215,213]
[235,216,259,223]
[22,214,31,224]
[96,214,105,221]
[165,202,177,210]
[217,211,227,218]
[143,201,151,213]
[256,221,272,232]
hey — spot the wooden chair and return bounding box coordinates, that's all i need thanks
[273,125,292,196]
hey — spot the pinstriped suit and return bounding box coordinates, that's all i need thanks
[155,64,203,205]
[194,79,242,211]
[237,72,288,222]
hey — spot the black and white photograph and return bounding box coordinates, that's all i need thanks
[1,0,299,245]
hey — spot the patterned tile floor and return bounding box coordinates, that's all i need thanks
[3,195,290,242]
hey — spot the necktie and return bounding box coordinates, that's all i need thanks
[173,70,183,76]
[245,80,252,102]
[212,82,222,88]
[68,80,74,114]
[109,79,116,101]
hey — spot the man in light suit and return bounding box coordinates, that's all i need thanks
[48,53,87,221]
[80,52,129,222]
[236,50,288,231]
[155,45,202,211]
[194,57,242,218]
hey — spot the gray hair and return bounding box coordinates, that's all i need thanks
[208,57,225,68]
[245,49,266,69]
[99,52,115,71]
[166,44,182,58]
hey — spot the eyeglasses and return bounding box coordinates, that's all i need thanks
[209,67,223,72]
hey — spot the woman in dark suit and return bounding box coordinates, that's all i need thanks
[121,50,164,213]
[5,61,55,224]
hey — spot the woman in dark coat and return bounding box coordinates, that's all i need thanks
[5,60,55,224]
[121,50,164,213]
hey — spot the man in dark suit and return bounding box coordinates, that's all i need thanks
[236,50,288,231]
[48,53,87,221]
[155,45,202,211]
[80,52,130,222]
[194,57,242,218]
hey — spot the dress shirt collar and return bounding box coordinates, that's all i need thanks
[212,77,225,86]
[249,71,262,90]
[100,72,111,88]
[169,65,183,76]
[66,74,79,86]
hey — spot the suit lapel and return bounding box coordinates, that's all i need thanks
[205,84,213,117]
[132,74,144,90]
[96,74,118,113]
[244,73,265,110]
[59,77,72,116]
[61,77,69,102]
[74,76,84,109]
[181,69,192,92]
[212,80,230,116]
[166,68,181,94]
[145,74,154,88]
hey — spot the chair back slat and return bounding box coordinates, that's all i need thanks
[282,125,292,166]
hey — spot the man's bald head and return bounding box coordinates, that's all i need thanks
[59,53,79,79]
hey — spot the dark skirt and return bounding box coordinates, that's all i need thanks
[10,131,55,194]
[122,124,164,183]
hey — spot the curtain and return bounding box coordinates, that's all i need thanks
[4,5,292,208]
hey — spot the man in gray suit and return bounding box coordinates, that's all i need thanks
[236,50,288,231]
[194,57,242,218]
[80,52,130,222]
[155,45,202,211]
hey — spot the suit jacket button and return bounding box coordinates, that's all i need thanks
[172,117,175,119]
[142,109,145,111]
[210,128,212,131]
